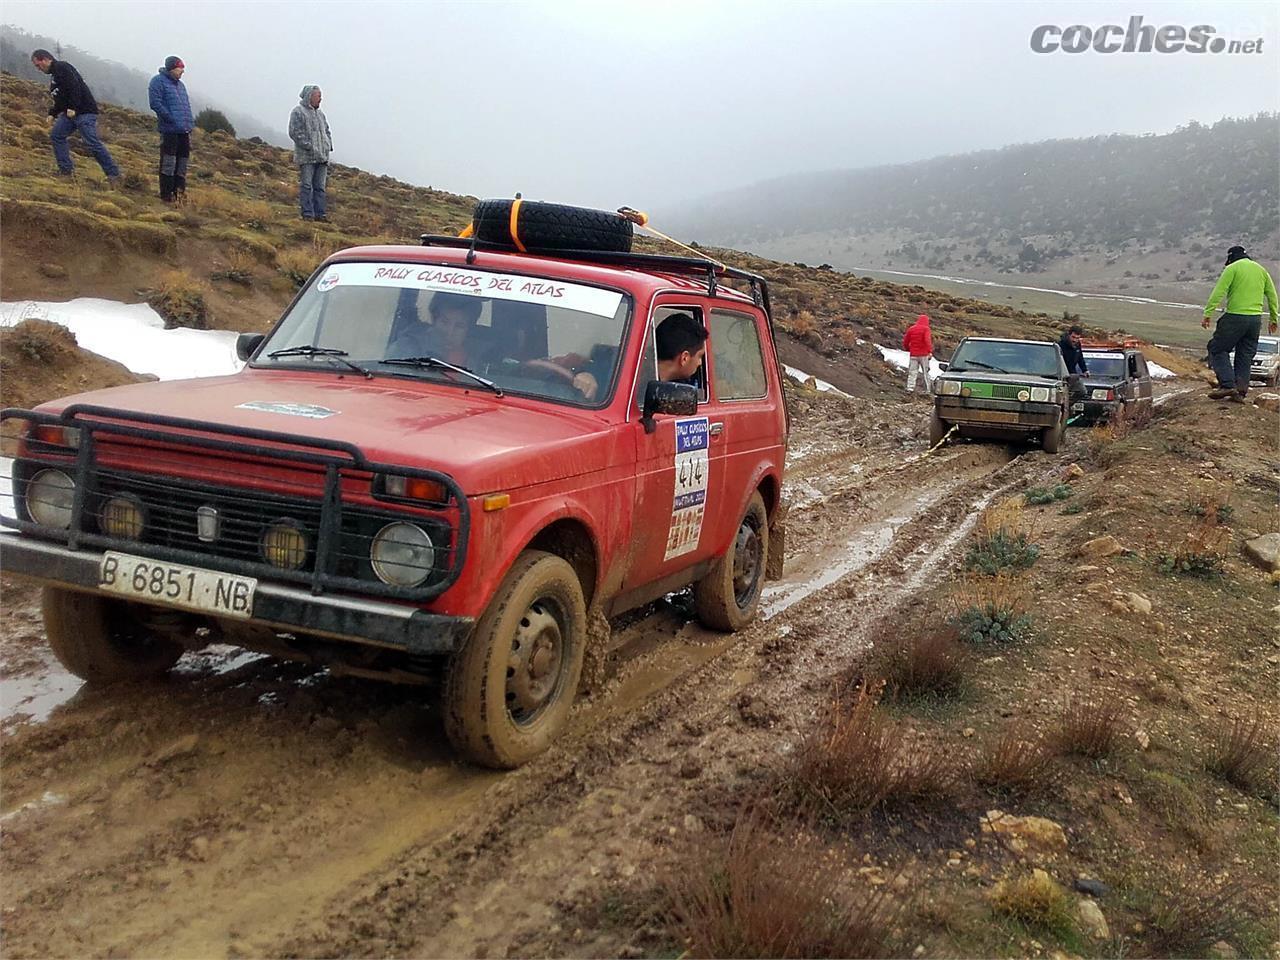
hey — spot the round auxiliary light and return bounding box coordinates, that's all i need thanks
[100,495,145,539]
[261,521,308,570]
[1017,389,1030,402]
[27,469,75,529]
[960,387,972,398]
[370,522,435,588]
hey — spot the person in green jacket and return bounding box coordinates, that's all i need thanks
[1202,245,1279,401]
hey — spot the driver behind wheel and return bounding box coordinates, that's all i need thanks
[388,291,483,368]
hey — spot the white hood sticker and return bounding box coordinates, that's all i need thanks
[237,401,338,419]
[316,262,624,318]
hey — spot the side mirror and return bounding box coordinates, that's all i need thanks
[236,333,265,362]
[937,361,949,372]
[641,380,698,434]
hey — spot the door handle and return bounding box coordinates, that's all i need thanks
[709,422,724,436]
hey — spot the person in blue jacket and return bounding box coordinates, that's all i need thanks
[147,56,193,203]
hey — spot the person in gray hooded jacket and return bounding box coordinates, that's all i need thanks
[288,85,333,221]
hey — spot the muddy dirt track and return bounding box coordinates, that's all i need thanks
[0,394,1071,958]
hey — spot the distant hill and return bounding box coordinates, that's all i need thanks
[0,24,286,147]
[671,116,1280,299]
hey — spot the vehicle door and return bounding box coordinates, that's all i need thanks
[1132,353,1154,407]
[622,301,724,591]
[703,306,779,551]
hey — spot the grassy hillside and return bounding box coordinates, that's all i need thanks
[0,73,1199,406]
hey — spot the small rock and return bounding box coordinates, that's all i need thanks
[1114,786,1133,805]
[147,733,200,766]
[1206,941,1239,959]
[1243,534,1280,573]
[1252,393,1280,413]
[913,946,926,958]
[1074,876,1110,897]
[1134,729,1151,750]
[982,810,1068,856]
[1076,898,1110,940]
[1061,462,1086,482]
[1077,535,1126,559]
[1126,593,1152,616]
[682,814,704,834]
[39,262,69,279]
[188,836,210,862]
[962,727,975,738]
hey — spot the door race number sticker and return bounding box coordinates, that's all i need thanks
[665,417,709,561]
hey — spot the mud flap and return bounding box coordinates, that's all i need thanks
[765,504,787,581]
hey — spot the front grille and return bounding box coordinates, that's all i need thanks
[1,407,470,602]
[990,384,1025,400]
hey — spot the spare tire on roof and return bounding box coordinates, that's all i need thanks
[471,199,633,254]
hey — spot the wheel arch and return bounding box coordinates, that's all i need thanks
[525,517,600,608]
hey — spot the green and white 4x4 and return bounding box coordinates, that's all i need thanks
[931,337,1069,453]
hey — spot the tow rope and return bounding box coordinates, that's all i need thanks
[617,207,728,270]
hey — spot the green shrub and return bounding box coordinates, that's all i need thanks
[1024,483,1072,506]
[194,108,236,137]
[964,530,1040,574]
[952,576,1033,645]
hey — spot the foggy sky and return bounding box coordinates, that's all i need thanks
[5,0,1277,217]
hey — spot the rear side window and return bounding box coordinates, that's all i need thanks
[710,310,767,400]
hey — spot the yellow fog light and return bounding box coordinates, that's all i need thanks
[100,496,145,539]
[960,387,972,398]
[1017,389,1030,402]
[262,521,308,570]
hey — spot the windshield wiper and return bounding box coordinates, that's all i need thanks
[381,355,503,396]
[951,359,1009,374]
[266,345,372,379]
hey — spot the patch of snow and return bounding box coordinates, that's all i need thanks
[0,298,243,381]
[874,344,944,379]
[782,364,851,398]
[1148,360,1175,379]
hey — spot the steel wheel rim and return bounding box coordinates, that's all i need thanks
[731,517,763,608]
[505,597,565,726]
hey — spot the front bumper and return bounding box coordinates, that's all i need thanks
[1071,399,1120,421]
[0,535,473,654]
[936,398,1061,431]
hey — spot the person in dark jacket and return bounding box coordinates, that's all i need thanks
[1058,325,1089,375]
[147,56,193,203]
[30,49,119,181]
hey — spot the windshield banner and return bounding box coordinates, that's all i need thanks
[315,262,624,318]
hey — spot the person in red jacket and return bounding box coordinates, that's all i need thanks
[902,313,933,393]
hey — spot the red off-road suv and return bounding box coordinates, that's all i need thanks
[1,201,788,767]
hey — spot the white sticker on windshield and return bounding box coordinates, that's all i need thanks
[315,262,624,318]
[664,417,709,561]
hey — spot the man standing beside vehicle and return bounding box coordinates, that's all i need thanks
[1203,245,1279,402]
[1058,325,1089,375]
[30,49,120,183]
[288,85,332,222]
[148,56,192,204]
[902,313,934,393]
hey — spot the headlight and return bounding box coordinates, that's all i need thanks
[939,380,961,396]
[27,469,75,529]
[1030,387,1050,402]
[370,522,435,587]
[1091,389,1112,400]
[1017,389,1030,402]
[262,521,308,570]
[100,495,145,539]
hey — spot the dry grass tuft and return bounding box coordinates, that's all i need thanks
[663,809,905,959]
[989,868,1074,934]
[1145,870,1252,957]
[791,684,958,818]
[277,247,322,288]
[148,270,211,330]
[872,626,970,701]
[1156,512,1230,578]
[1048,694,1126,759]
[965,500,1039,574]
[972,730,1060,797]
[950,575,1034,645]
[1205,714,1277,797]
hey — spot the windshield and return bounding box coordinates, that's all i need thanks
[949,340,1061,378]
[255,261,631,406]
[1082,353,1126,378]
[1256,340,1279,355]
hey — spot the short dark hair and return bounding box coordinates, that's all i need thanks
[428,291,483,323]
[1068,325,1083,335]
[31,49,53,62]
[655,312,708,360]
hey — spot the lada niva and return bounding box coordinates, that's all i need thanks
[1,202,788,768]
[1073,341,1155,423]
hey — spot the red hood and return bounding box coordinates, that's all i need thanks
[36,369,618,494]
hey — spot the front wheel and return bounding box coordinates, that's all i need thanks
[929,409,948,447]
[42,588,184,683]
[443,551,586,768]
[694,492,769,632]
[1041,414,1065,454]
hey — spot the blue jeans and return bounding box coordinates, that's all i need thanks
[298,162,328,218]
[50,113,119,177]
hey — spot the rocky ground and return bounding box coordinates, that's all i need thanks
[2,378,1276,959]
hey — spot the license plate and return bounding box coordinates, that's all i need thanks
[1072,402,1084,411]
[99,551,256,618]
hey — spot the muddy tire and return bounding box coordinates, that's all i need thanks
[929,410,948,447]
[1041,415,1065,454]
[694,492,768,632]
[443,551,586,769]
[42,588,183,683]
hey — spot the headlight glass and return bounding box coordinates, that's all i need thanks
[1091,388,1110,400]
[370,522,435,587]
[262,521,308,570]
[940,380,961,396]
[100,495,145,539]
[27,469,75,529]
[1030,387,1050,402]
